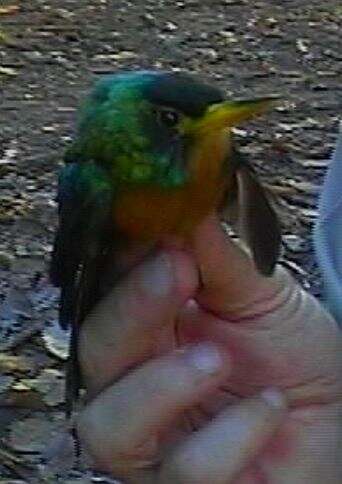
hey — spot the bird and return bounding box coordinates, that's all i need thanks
[50,70,281,415]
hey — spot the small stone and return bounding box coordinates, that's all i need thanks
[142,12,155,24]
[265,17,278,26]
[42,126,56,133]
[111,50,137,60]
[311,83,329,91]
[164,21,178,32]
[219,30,238,43]
[197,48,218,61]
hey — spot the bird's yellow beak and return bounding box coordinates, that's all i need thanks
[181,96,279,135]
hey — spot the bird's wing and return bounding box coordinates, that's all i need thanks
[50,161,113,327]
[50,161,113,412]
[222,145,281,276]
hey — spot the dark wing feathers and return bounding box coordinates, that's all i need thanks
[222,145,281,276]
[50,163,87,329]
[50,170,78,330]
[50,161,113,414]
[50,162,113,328]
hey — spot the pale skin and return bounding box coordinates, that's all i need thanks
[77,214,342,483]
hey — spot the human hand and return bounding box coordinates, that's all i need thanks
[77,214,342,483]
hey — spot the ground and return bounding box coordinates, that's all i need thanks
[0,0,341,482]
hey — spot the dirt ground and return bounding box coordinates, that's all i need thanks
[0,0,341,481]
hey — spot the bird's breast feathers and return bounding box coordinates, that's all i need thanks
[113,130,231,239]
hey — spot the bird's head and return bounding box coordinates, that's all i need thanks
[66,71,275,188]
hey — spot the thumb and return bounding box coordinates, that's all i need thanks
[191,213,283,317]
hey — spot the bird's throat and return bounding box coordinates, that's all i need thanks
[113,130,231,240]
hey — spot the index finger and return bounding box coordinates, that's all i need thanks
[160,388,287,484]
[79,249,198,396]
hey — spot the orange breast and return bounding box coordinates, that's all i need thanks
[113,131,232,240]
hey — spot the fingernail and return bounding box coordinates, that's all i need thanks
[183,343,223,375]
[140,253,174,297]
[260,388,286,409]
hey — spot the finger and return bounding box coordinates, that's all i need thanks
[191,213,283,316]
[179,265,342,400]
[77,343,231,477]
[159,388,287,484]
[79,249,199,395]
[259,403,342,484]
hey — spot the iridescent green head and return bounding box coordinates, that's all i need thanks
[65,70,275,188]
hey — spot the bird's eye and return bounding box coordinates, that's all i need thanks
[157,108,181,128]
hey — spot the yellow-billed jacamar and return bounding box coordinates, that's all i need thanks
[50,70,281,414]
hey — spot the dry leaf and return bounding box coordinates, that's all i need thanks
[21,369,64,407]
[42,320,69,360]
[0,389,46,410]
[0,29,11,43]
[0,354,33,373]
[296,39,309,54]
[0,66,18,76]
[0,5,19,15]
